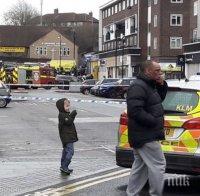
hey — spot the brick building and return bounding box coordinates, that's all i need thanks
[183,0,200,78]
[99,0,191,79]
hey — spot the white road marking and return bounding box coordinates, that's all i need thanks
[100,145,115,153]
[30,169,130,195]
[48,117,119,124]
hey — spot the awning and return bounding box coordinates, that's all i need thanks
[50,60,76,71]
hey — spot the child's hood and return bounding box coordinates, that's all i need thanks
[56,98,67,112]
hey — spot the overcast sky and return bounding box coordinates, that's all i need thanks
[0,0,109,24]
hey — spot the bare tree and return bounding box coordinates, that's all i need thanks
[3,0,39,26]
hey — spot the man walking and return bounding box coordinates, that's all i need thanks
[126,60,168,196]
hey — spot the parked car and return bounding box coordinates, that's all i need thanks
[99,78,135,98]
[116,80,200,175]
[0,81,11,108]
[80,79,97,95]
[90,78,119,96]
[55,75,77,90]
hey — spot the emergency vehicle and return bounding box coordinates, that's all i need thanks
[0,65,55,89]
[116,80,200,175]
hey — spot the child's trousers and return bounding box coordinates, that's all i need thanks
[61,143,74,170]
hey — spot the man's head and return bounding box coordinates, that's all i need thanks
[140,60,163,82]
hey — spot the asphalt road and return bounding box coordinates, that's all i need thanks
[1,89,200,196]
[0,89,126,195]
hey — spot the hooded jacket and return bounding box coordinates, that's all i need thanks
[56,98,78,147]
[126,74,168,148]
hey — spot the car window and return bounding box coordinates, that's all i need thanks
[121,79,132,85]
[162,90,199,113]
[86,80,96,85]
[102,79,118,84]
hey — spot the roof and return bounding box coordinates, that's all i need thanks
[0,26,51,47]
[30,12,98,25]
[0,25,98,53]
[100,0,118,9]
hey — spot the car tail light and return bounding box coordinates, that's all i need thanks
[120,112,128,125]
[182,117,200,129]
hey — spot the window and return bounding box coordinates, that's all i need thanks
[170,37,182,49]
[105,10,108,18]
[130,15,137,33]
[154,15,157,27]
[111,7,114,15]
[134,0,137,5]
[122,1,126,10]
[127,0,130,7]
[171,0,183,3]
[194,1,198,16]
[154,0,158,4]
[119,3,122,11]
[35,47,47,56]
[130,0,134,6]
[77,22,83,26]
[43,47,47,55]
[162,90,198,113]
[170,14,183,26]
[115,4,118,13]
[108,8,111,17]
[36,47,39,55]
[193,28,198,41]
[63,47,70,56]
[154,37,157,49]
[39,47,43,55]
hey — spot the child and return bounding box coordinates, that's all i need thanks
[56,98,78,174]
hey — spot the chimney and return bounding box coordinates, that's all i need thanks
[89,12,93,18]
[54,8,59,15]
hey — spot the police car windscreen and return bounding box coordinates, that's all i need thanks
[162,90,199,113]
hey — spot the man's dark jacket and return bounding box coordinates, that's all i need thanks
[56,98,78,147]
[126,74,168,148]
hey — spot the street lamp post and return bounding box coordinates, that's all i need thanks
[115,30,119,78]
[58,35,62,69]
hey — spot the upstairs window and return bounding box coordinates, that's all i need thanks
[170,14,183,26]
[171,0,183,3]
[154,0,158,4]
[170,37,182,49]
[154,15,158,27]
[194,1,198,16]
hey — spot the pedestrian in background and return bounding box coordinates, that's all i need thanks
[56,98,78,175]
[126,60,168,196]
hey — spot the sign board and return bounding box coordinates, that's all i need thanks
[160,63,181,72]
[0,47,25,53]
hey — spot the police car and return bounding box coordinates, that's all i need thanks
[0,81,11,108]
[116,80,200,175]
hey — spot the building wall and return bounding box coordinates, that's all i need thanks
[150,0,190,60]
[29,30,78,64]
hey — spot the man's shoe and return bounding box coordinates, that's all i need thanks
[60,167,71,175]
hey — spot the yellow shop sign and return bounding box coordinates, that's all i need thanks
[0,47,25,53]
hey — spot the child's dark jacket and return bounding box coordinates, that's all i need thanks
[56,98,78,147]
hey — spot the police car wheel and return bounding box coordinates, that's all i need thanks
[0,98,7,108]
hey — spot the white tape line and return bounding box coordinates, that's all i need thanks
[11,97,127,105]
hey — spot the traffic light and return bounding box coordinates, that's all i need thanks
[177,55,185,67]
